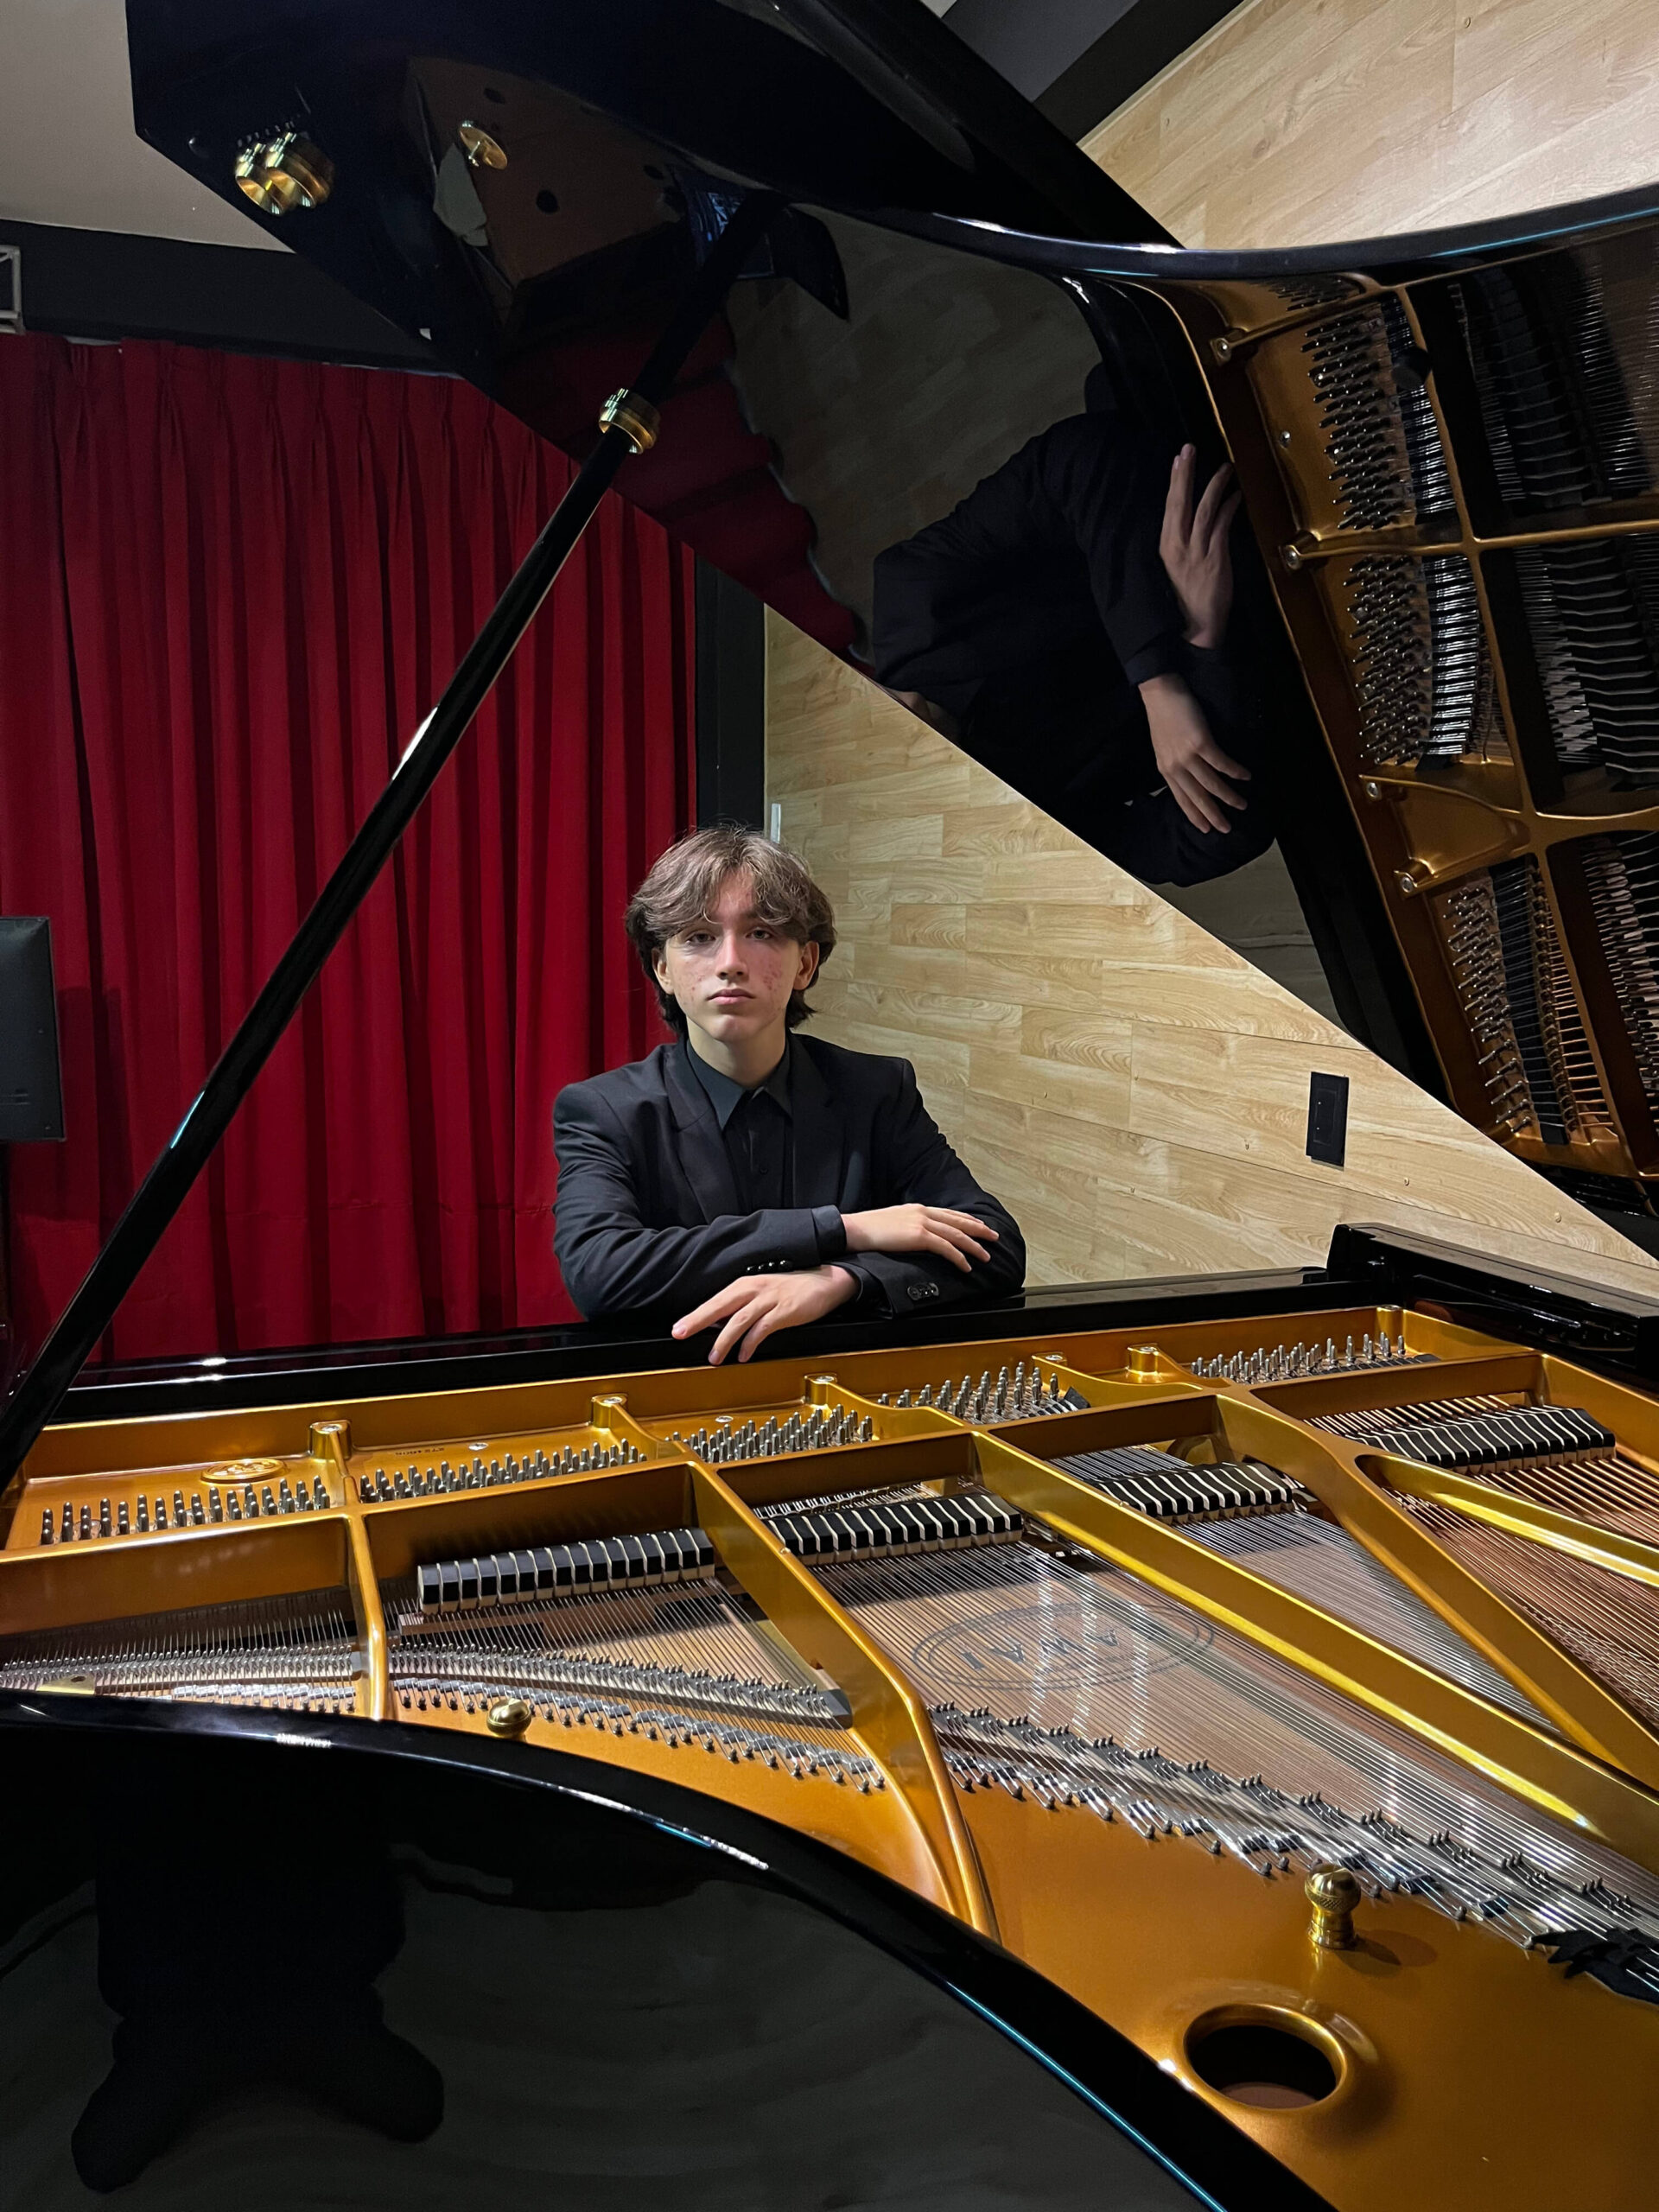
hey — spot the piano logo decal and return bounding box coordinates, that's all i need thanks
[909,1593,1212,1696]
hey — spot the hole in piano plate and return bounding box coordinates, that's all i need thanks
[482,84,505,103]
[536,188,559,213]
[1185,2009,1343,2111]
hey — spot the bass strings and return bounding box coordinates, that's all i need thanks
[1397,1499,1659,1732]
[1475,1451,1659,1547]
[1182,1513,1554,1729]
[1313,1391,1659,1546]
[1419,1446,1659,1550]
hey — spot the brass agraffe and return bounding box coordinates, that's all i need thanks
[456,120,508,170]
[232,134,334,216]
[599,389,661,454]
[1306,1864,1362,1949]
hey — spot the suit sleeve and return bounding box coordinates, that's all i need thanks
[552,1084,838,1319]
[1038,415,1186,688]
[847,1063,1026,1315]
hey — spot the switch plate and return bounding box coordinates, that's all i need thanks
[1306,1071,1349,1166]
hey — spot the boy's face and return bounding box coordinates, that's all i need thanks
[655,870,818,1055]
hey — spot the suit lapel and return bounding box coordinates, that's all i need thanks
[791,1038,846,1208]
[664,1041,740,1223]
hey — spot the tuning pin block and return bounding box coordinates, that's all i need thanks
[872,1364,1084,1425]
[665,1405,874,1463]
[359,1436,645,1503]
[1187,1332,1432,1382]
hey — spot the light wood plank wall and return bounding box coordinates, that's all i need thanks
[766,618,1659,1294]
[1084,0,1659,250]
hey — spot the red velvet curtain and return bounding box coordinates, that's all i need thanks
[0,335,694,1363]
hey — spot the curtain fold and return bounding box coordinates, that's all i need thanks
[0,335,694,1363]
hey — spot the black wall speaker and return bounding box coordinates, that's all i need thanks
[0,918,66,1142]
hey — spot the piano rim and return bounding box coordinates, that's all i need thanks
[0,1683,1336,2212]
[37,1225,1659,1429]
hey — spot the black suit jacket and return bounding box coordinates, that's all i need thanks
[871,409,1270,888]
[553,1035,1025,1321]
[871,409,1184,719]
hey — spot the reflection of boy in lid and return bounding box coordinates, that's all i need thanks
[872,365,1268,888]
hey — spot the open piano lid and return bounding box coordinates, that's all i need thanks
[123,0,1163,660]
[124,3,1659,1203]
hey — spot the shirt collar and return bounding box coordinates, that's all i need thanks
[684,1036,793,1128]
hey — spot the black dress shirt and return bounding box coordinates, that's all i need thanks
[686,1039,870,1298]
[685,1039,795,1213]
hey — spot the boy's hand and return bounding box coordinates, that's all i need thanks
[1160,442,1241,649]
[1140,672,1250,836]
[672,1264,858,1365]
[841,1205,995,1274]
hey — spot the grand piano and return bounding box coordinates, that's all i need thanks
[6,4,1659,2205]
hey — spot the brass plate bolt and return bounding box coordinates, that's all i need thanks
[599,388,661,454]
[458,121,508,169]
[1306,1864,1362,1949]
[1125,1344,1163,1380]
[1281,540,1306,572]
[1211,330,1243,363]
[1278,429,1293,448]
[1363,779,1382,800]
[1397,868,1420,895]
[486,1696,532,1739]
[233,133,334,216]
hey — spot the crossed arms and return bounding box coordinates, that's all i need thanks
[553,1062,1024,1361]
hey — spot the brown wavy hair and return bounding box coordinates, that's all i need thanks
[625,825,837,1036]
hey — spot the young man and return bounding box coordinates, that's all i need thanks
[553,828,1024,1362]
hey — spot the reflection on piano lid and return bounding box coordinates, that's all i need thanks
[121,0,1659,1215]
